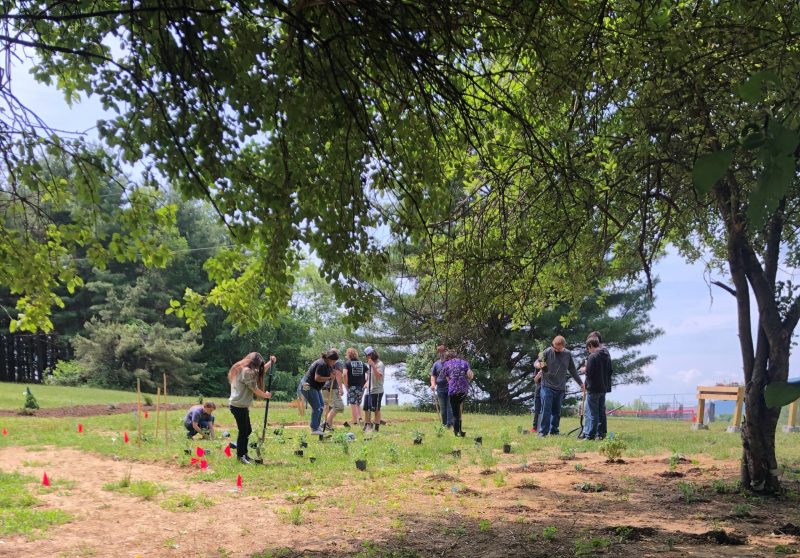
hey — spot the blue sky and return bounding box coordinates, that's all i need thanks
[13,57,797,406]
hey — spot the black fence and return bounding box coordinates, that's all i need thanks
[0,334,70,383]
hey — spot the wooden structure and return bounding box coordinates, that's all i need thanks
[693,385,744,432]
[784,400,799,433]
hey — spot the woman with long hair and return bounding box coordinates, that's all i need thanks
[228,352,275,464]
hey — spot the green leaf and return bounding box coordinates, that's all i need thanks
[735,70,778,103]
[693,150,734,195]
[764,380,800,408]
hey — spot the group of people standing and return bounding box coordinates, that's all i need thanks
[298,346,386,435]
[430,346,475,437]
[217,333,610,465]
[532,331,612,440]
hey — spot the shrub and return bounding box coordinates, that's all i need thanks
[44,360,85,387]
[599,437,626,461]
[23,387,39,410]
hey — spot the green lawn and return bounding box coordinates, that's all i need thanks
[0,381,200,410]
[1,384,799,499]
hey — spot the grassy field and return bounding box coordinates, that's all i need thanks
[2,386,799,493]
[0,381,200,410]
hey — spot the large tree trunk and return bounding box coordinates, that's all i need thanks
[741,379,782,492]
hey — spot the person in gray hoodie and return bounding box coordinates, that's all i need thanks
[534,335,584,436]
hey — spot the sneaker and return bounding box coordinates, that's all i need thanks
[239,455,252,465]
[459,431,466,437]
[310,429,324,435]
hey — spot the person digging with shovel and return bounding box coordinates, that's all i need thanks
[581,337,611,440]
[227,352,275,465]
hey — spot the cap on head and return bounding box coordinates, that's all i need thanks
[364,346,374,356]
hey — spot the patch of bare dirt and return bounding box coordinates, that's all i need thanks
[1,447,798,557]
[0,403,186,418]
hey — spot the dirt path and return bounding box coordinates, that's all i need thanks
[0,403,186,418]
[0,446,373,558]
[0,446,798,558]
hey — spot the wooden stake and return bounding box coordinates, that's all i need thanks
[136,378,142,444]
[155,387,161,440]
[163,373,169,443]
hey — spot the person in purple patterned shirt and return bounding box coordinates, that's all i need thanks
[442,349,474,437]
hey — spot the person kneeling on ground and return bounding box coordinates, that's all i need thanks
[184,401,217,439]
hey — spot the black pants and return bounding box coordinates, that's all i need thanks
[449,392,467,434]
[230,405,252,458]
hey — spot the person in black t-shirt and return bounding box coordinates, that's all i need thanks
[343,347,367,427]
[299,349,339,435]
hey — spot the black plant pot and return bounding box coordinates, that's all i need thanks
[355,459,367,471]
[413,438,423,445]
[309,457,316,463]
[294,449,304,457]
[503,443,512,454]
[451,450,461,458]
[474,436,483,446]
[300,441,308,448]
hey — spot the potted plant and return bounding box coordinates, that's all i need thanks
[474,436,483,446]
[294,449,304,457]
[355,445,368,471]
[298,433,308,448]
[412,429,424,445]
[501,431,512,454]
[451,449,462,458]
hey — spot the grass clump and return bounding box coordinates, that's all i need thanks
[0,471,71,536]
[103,475,164,501]
[160,492,214,512]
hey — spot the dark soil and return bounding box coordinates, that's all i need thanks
[0,402,186,418]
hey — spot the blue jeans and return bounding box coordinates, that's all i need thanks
[184,417,214,438]
[583,392,603,439]
[301,387,324,431]
[598,394,607,438]
[436,387,453,426]
[538,386,565,435]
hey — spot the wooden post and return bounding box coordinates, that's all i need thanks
[783,400,800,433]
[155,387,161,440]
[730,386,745,432]
[136,378,142,444]
[695,397,706,429]
[163,373,169,443]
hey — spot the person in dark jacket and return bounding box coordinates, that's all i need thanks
[534,335,584,436]
[582,337,612,440]
[586,330,612,438]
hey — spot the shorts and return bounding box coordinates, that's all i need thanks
[347,386,364,405]
[322,388,345,412]
[363,392,383,412]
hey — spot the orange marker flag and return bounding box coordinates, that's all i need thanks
[200,459,208,470]
[236,474,242,489]
[190,457,199,465]
[78,423,83,433]
[42,472,50,486]
[196,447,205,457]
[123,432,129,443]
[144,411,149,419]
[1,427,7,436]
[224,444,232,458]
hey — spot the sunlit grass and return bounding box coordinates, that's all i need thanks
[0,471,71,536]
[2,389,799,498]
[0,381,198,410]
